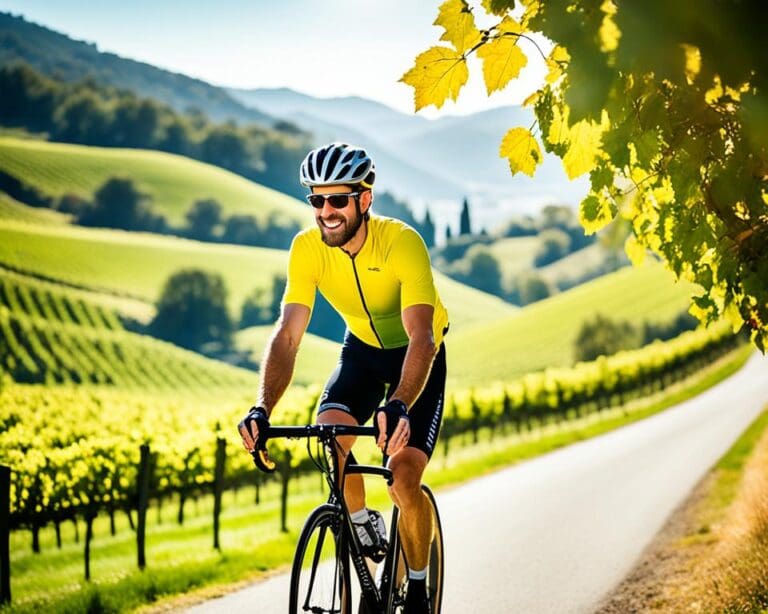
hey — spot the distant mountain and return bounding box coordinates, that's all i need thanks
[230,87,429,143]
[231,88,590,227]
[0,12,274,126]
[230,88,467,200]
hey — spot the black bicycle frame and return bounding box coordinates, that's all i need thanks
[261,425,405,612]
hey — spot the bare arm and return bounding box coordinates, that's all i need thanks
[390,304,438,407]
[377,304,438,453]
[256,303,311,416]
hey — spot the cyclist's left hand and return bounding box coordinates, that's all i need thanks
[375,399,410,455]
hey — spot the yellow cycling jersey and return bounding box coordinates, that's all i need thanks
[283,215,449,349]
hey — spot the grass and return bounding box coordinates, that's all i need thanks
[0,193,70,226]
[0,137,312,227]
[651,400,768,612]
[537,242,615,286]
[0,220,288,314]
[0,217,516,333]
[447,260,697,387]
[1,344,753,614]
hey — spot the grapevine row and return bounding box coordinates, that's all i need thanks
[0,321,740,532]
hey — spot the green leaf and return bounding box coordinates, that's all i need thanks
[633,129,661,168]
[579,192,617,235]
[481,0,517,16]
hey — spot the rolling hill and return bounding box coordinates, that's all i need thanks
[0,137,312,227]
[446,262,698,387]
[0,267,256,388]
[0,213,517,334]
[0,12,275,126]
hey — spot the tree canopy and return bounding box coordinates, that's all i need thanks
[402,0,768,350]
[149,269,233,353]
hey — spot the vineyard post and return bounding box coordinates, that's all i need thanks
[137,444,150,570]
[213,437,226,551]
[1,465,10,605]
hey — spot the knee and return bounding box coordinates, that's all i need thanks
[388,458,422,505]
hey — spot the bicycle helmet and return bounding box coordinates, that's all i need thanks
[300,142,375,188]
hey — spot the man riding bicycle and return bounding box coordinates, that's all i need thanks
[238,142,448,613]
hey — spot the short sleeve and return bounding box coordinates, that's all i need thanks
[282,233,318,310]
[389,228,437,310]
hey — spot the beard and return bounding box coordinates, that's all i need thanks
[318,201,364,247]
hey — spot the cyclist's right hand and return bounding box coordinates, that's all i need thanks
[238,406,270,452]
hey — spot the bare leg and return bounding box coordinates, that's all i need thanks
[318,409,365,512]
[387,447,432,570]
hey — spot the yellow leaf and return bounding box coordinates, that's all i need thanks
[435,0,482,54]
[499,127,542,177]
[723,300,744,333]
[545,45,570,84]
[400,46,469,111]
[624,234,646,266]
[681,44,701,84]
[705,75,724,105]
[562,118,604,179]
[599,0,620,52]
[522,90,540,107]
[579,191,617,234]
[547,104,568,145]
[477,28,528,95]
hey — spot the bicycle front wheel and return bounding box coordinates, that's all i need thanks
[289,504,352,614]
[423,485,444,613]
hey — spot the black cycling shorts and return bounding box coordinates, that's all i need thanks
[318,333,447,458]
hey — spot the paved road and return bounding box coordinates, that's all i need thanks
[183,352,768,613]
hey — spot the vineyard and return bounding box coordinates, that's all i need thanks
[1,315,738,539]
[0,268,255,388]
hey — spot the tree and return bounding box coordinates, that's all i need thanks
[403,0,768,351]
[534,228,572,266]
[78,177,165,232]
[459,197,472,235]
[149,269,233,353]
[422,208,436,248]
[506,271,553,306]
[574,314,643,362]
[185,198,222,241]
[240,275,286,328]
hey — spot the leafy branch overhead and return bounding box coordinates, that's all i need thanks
[401,0,768,351]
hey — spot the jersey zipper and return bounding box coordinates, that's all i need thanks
[348,255,384,348]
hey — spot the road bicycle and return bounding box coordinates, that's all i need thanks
[251,423,444,613]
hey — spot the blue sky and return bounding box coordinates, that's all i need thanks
[2,0,548,117]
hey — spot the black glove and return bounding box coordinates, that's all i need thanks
[238,406,270,449]
[374,399,409,441]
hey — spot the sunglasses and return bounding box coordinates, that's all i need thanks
[305,192,360,209]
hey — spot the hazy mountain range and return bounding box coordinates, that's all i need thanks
[231,87,590,231]
[0,11,589,232]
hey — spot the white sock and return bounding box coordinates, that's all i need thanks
[350,508,369,524]
[408,566,427,581]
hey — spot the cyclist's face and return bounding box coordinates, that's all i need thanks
[312,185,371,248]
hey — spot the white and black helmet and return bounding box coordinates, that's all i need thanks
[300,142,375,188]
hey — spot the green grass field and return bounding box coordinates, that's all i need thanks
[447,261,698,387]
[537,242,616,285]
[0,220,288,314]
[0,137,312,227]
[0,193,70,226]
[485,235,542,279]
[0,217,516,331]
